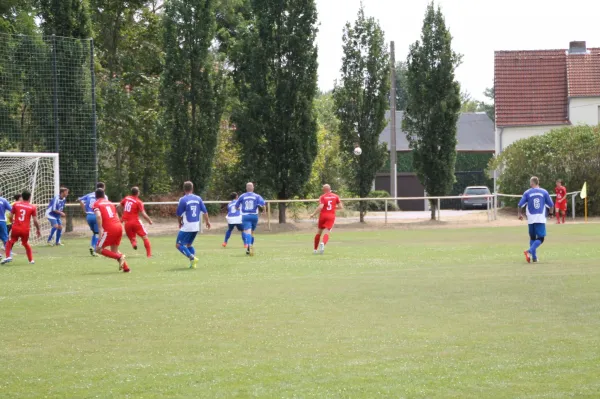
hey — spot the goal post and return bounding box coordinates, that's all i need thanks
[0,152,60,245]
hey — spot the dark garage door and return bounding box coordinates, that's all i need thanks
[375,173,425,211]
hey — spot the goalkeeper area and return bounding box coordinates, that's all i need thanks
[1,225,600,398]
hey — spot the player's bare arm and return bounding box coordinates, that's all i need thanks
[95,209,104,237]
[517,206,523,221]
[79,200,87,215]
[141,211,153,225]
[337,201,344,210]
[310,203,324,218]
[178,215,184,229]
[33,215,41,238]
[203,213,211,230]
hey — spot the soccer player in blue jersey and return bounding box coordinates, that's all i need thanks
[235,182,265,256]
[79,182,108,256]
[0,191,12,258]
[518,176,554,263]
[176,181,211,268]
[222,192,243,248]
[46,187,69,246]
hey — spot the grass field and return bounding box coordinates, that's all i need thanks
[1,224,600,398]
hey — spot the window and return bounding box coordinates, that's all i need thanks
[464,187,490,195]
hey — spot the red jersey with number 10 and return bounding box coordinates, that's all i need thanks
[120,196,145,222]
[555,186,567,204]
[94,198,121,229]
[11,201,37,231]
[320,193,340,216]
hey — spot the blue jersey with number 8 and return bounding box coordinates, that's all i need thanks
[177,194,208,232]
[236,193,265,215]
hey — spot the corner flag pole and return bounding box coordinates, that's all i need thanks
[585,197,588,222]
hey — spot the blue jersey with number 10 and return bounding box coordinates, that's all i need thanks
[177,194,208,232]
[236,193,265,215]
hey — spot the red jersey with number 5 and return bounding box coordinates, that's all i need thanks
[320,193,340,216]
[94,198,121,229]
[11,201,37,231]
[120,196,145,223]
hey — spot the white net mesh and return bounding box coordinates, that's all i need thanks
[0,153,58,245]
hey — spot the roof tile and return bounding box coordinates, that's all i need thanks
[567,48,600,97]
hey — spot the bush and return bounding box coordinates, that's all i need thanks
[489,125,600,214]
[349,190,399,212]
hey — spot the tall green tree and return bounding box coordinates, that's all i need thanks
[161,0,226,194]
[0,0,36,34]
[479,86,495,122]
[333,7,389,223]
[39,0,95,199]
[460,91,479,112]
[403,2,462,220]
[395,61,409,111]
[231,0,319,223]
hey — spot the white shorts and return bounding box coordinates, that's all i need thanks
[226,216,242,225]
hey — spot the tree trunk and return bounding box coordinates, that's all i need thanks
[66,207,73,233]
[278,202,287,224]
[360,210,365,223]
[430,200,436,220]
[359,200,366,223]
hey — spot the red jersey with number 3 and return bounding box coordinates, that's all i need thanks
[94,198,121,230]
[120,196,145,223]
[555,186,567,204]
[11,201,37,231]
[320,193,340,216]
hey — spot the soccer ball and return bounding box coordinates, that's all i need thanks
[353,147,362,156]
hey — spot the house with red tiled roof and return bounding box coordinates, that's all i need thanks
[495,41,600,153]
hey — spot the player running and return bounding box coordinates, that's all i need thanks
[518,176,554,264]
[222,192,243,248]
[1,190,41,265]
[310,184,343,254]
[94,188,129,273]
[555,179,567,224]
[117,187,153,257]
[79,182,108,256]
[46,187,69,246]
[236,182,265,256]
[176,181,211,268]
[0,192,12,256]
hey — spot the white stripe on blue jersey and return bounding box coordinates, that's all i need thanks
[518,187,554,224]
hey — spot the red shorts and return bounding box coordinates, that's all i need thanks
[97,226,123,248]
[10,228,30,243]
[318,215,336,230]
[124,221,147,241]
[555,201,567,211]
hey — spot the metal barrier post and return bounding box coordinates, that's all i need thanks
[267,202,271,231]
[437,198,441,221]
[384,199,388,225]
[494,194,498,220]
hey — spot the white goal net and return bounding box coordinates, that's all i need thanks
[0,152,60,246]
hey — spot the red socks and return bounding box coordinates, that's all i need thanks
[5,239,14,258]
[101,249,121,260]
[323,234,330,245]
[556,212,560,223]
[314,234,321,250]
[143,238,152,257]
[23,242,33,262]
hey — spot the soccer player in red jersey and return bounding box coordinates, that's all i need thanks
[555,179,567,224]
[1,190,41,265]
[310,184,343,254]
[117,186,153,257]
[94,189,129,272]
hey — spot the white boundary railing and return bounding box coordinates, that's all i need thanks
[53,190,583,232]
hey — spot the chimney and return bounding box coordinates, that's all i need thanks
[569,41,587,54]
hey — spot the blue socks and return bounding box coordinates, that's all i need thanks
[178,245,192,259]
[48,227,56,242]
[91,234,98,248]
[529,240,542,259]
[188,246,196,257]
[224,228,232,243]
[251,234,255,245]
[56,229,62,244]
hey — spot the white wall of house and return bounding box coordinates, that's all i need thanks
[496,125,558,153]
[569,97,600,126]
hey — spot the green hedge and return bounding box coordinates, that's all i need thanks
[489,125,599,213]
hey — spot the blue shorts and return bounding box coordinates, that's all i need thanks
[176,231,198,246]
[86,214,99,234]
[0,221,7,242]
[242,214,259,231]
[528,223,547,240]
[228,223,243,231]
[48,217,62,227]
